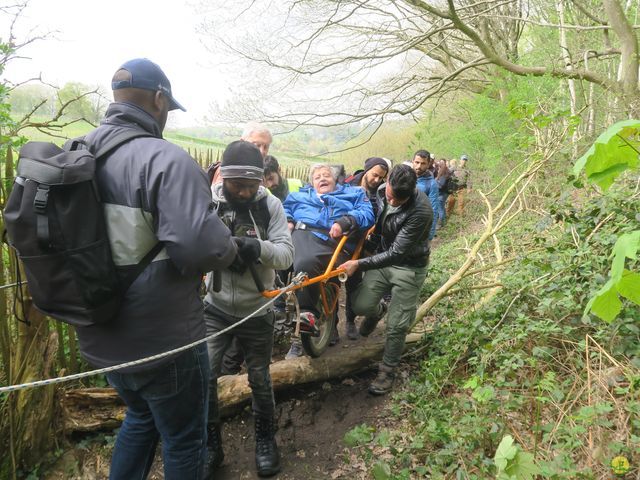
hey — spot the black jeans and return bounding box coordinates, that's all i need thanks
[204,302,276,423]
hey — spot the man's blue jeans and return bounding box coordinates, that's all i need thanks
[106,343,210,480]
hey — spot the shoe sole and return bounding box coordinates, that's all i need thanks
[257,464,281,477]
[368,386,389,395]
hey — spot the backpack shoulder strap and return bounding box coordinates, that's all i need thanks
[254,196,272,229]
[92,129,155,160]
[120,242,165,292]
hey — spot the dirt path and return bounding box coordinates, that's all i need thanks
[45,312,395,480]
[204,368,386,479]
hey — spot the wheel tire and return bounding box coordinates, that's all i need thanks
[300,309,337,358]
[300,283,338,358]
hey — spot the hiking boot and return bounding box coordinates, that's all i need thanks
[285,339,304,359]
[368,363,396,395]
[254,415,281,477]
[202,423,224,478]
[329,324,340,346]
[359,301,388,337]
[346,321,358,341]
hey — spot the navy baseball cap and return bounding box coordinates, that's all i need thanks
[111,58,186,112]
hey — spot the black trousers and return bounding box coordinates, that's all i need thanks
[292,230,350,317]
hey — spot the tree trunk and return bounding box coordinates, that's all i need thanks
[1,304,58,479]
[61,333,423,433]
[556,0,579,156]
[603,0,640,114]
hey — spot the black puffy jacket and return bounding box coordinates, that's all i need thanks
[358,186,433,271]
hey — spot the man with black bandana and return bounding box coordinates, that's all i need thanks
[203,141,294,477]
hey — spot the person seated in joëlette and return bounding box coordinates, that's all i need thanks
[282,163,374,358]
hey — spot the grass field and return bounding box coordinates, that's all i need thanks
[17,118,318,175]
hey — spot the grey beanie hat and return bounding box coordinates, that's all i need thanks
[220,141,264,181]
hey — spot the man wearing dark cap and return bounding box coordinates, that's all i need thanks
[343,157,389,339]
[77,59,237,479]
[347,157,390,215]
[203,140,293,477]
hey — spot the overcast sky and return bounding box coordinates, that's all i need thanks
[2,0,230,127]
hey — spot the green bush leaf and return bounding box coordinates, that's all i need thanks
[574,119,640,190]
[590,288,622,322]
[617,270,640,305]
[494,435,518,471]
[344,424,374,447]
[372,461,391,480]
[505,451,541,480]
[610,231,640,281]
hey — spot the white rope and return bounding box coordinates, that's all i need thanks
[0,276,305,394]
[0,280,27,291]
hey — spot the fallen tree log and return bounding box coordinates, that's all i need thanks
[62,333,423,433]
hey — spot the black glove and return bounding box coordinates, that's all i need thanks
[227,254,247,274]
[335,215,355,234]
[234,236,261,264]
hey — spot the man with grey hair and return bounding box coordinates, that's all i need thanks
[241,121,273,159]
[282,163,374,357]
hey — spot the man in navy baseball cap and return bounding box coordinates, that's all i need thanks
[112,58,186,112]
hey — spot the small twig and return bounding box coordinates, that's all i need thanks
[585,212,616,243]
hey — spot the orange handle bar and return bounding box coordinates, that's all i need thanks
[260,227,375,298]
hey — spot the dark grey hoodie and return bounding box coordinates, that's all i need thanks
[75,102,236,371]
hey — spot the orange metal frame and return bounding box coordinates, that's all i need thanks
[260,228,373,314]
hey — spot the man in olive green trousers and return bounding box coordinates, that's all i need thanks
[339,165,433,395]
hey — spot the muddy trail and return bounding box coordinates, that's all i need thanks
[201,367,387,479]
[45,316,406,480]
[44,235,449,480]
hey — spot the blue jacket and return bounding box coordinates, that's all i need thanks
[283,183,375,241]
[416,172,441,212]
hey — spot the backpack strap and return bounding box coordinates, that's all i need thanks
[90,129,161,288]
[120,242,165,292]
[92,129,155,159]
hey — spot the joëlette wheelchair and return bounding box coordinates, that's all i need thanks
[249,230,370,358]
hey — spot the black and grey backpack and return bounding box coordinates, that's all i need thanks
[4,131,162,327]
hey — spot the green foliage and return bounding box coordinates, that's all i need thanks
[574,120,640,322]
[494,435,541,480]
[345,177,639,478]
[56,82,106,125]
[343,423,375,447]
[414,73,562,177]
[574,120,640,191]
[372,461,392,480]
[8,84,55,117]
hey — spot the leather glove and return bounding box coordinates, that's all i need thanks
[234,236,261,264]
[335,215,355,234]
[227,254,247,274]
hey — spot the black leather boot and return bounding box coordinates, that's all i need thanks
[254,415,281,477]
[202,423,224,478]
